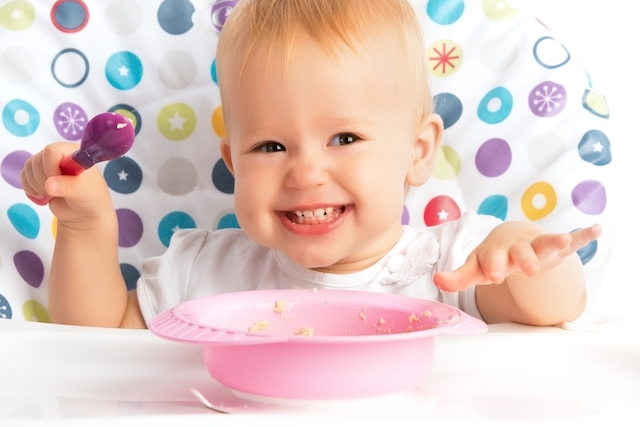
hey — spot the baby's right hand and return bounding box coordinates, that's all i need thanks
[20,142,114,227]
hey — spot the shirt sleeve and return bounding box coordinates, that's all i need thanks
[431,211,503,319]
[136,229,210,326]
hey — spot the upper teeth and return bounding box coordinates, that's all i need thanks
[295,207,334,218]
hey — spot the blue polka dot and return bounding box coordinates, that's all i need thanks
[158,211,196,247]
[477,195,508,220]
[106,52,143,90]
[51,48,90,88]
[217,213,240,230]
[427,0,465,25]
[120,263,140,291]
[104,157,143,194]
[212,158,234,194]
[434,93,462,129]
[2,99,40,137]
[158,0,195,35]
[478,87,512,124]
[51,0,88,32]
[211,59,218,85]
[575,232,597,265]
[0,294,12,319]
[578,130,611,166]
[7,203,40,239]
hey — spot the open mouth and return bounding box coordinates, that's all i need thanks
[284,205,346,225]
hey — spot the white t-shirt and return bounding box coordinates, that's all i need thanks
[137,212,502,326]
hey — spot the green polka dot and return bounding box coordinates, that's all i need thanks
[23,299,50,323]
[432,145,461,180]
[157,103,197,141]
[0,1,35,31]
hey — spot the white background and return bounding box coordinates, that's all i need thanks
[527,0,639,326]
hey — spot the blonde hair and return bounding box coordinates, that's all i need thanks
[216,0,432,123]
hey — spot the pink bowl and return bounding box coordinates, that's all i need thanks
[150,289,486,400]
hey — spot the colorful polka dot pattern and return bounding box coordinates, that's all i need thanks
[0,0,614,321]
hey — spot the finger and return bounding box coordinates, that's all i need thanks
[481,248,512,284]
[433,256,490,292]
[508,243,540,277]
[531,233,571,258]
[20,155,48,196]
[569,224,602,251]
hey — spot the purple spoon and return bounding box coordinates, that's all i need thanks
[29,112,135,205]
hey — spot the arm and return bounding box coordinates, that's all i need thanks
[433,221,601,326]
[21,143,146,328]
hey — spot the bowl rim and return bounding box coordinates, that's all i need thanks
[149,289,487,346]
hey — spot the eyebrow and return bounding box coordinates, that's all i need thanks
[316,116,376,128]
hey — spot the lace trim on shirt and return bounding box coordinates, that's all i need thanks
[380,231,440,286]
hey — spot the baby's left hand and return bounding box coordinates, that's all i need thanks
[433,222,602,292]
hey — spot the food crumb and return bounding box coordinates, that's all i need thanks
[378,317,386,325]
[311,288,318,293]
[273,300,287,313]
[423,310,432,318]
[408,313,420,323]
[294,326,314,336]
[248,320,273,332]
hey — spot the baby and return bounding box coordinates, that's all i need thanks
[20,0,600,329]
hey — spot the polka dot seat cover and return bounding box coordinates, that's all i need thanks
[0,0,613,322]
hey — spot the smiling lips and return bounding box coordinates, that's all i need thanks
[284,205,346,225]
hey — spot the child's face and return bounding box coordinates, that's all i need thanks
[220,37,439,273]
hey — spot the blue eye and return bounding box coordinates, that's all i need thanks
[256,142,285,152]
[329,133,359,146]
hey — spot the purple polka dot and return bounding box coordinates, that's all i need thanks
[1,150,31,189]
[402,205,410,225]
[13,250,44,288]
[475,138,512,177]
[53,102,87,140]
[116,208,144,247]
[528,81,567,118]
[572,180,606,215]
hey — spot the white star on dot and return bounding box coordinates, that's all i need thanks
[167,112,187,131]
[11,9,21,19]
[118,65,130,77]
[118,170,129,181]
[593,141,604,152]
[437,209,449,221]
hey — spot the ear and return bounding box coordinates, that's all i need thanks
[406,113,443,187]
[220,136,235,176]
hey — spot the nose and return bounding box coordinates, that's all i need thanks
[284,149,329,190]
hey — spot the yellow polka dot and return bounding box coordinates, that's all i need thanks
[52,217,57,239]
[23,300,50,323]
[427,39,463,78]
[432,145,461,180]
[212,106,226,138]
[521,181,557,220]
[482,0,519,21]
[582,90,609,118]
[112,108,138,129]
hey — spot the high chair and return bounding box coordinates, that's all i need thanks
[0,0,613,324]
